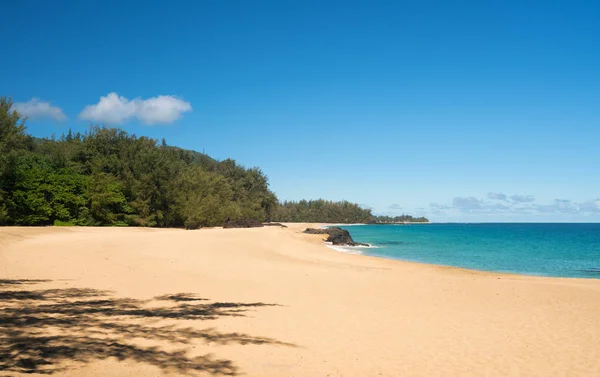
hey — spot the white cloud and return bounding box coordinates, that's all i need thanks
[535,199,579,214]
[488,192,507,201]
[580,200,600,213]
[533,199,600,215]
[430,203,452,214]
[451,197,512,213]
[430,193,600,219]
[510,194,535,203]
[452,197,483,211]
[430,203,451,210]
[13,98,67,121]
[389,203,402,210]
[79,92,192,125]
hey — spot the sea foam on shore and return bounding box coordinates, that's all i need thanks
[324,241,380,254]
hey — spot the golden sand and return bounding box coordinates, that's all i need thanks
[1,224,599,376]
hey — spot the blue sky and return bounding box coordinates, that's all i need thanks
[2,0,599,222]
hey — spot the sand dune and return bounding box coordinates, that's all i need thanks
[1,224,599,376]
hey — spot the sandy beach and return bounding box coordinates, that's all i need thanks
[1,224,600,377]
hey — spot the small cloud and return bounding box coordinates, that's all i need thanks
[388,203,402,210]
[510,206,534,214]
[431,194,600,218]
[430,203,452,214]
[359,203,373,210]
[452,197,483,211]
[488,192,507,201]
[79,92,192,125]
[487,203,511,211]
[555,199,578,213]
[451,196,513,213]
[534,199,579,214]
[13,98,67,121]
[580,199,600,213]
[510,194,535,203]
[430,203,451,210]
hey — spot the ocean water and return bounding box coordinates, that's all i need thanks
[336,223,600,279]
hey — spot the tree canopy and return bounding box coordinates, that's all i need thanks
[271,199,374,224]
[0,96,428,227]
[371,215,429,223]
[0,97,277,228]
[270,200,429,224]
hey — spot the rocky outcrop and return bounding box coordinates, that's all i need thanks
[581,268,600,274]
[262,222,288,228]
[304,227,369,247]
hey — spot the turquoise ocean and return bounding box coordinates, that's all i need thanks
[336,223,600,279]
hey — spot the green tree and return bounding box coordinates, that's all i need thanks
[0,97,30,224]
[87,172,130,225]
[271,199,374,223]
[0,99,279,228]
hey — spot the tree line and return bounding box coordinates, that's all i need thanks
[271,199,373,223]
[1,97,428,227]
[270,200,429,223]
[0,97,276,228]
[371,215,429,223]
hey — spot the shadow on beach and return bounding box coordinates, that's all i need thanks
[0,279,293,375]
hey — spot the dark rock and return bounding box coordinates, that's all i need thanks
[262,222,288,228]
[303,227,369,247]
[223,219,264,228]
[581,268,600,274]
[303,228,327,235]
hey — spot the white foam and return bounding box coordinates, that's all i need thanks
[362,244,380,249]
[324,241,377,249]
[326,244,364,254]
[325,223,364,227]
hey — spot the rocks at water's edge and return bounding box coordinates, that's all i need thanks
[304,227,369,247]
[581,268,600,274]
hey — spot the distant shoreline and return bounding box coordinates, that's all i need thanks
[370,222,430,225]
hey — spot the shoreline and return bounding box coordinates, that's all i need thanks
[2,222,597,281]
[2,225,600,376]
[319,222,600,281]
[301,224,600,282]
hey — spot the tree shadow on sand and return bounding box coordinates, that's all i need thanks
[0,279,293,375]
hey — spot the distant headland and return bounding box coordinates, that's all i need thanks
[369,215,430,224]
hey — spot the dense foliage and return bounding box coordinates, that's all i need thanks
[271,199,374,223]
[1,97,429,227]
[0,97,277,228]
[372,215,429,223]
[271,200,429,224]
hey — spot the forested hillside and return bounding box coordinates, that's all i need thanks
[372,215,429,223]
[0,97,277,228]
[1,97,428,227]
[272,200,373,223]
